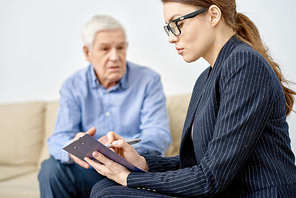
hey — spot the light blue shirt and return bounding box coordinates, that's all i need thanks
[48,61,171,163]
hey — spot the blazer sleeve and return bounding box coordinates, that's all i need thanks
[143,154,180,172]
[127,51,274,197]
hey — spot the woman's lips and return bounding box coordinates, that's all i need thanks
[176,47,184,55]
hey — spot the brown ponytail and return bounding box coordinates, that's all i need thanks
[235,13,296,115]
[162,0,296,115]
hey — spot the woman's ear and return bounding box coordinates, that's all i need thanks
[207,4,222,27]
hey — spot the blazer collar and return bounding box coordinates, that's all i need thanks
[210,35,242,76]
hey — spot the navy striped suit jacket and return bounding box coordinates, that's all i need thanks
[127,36,296,197]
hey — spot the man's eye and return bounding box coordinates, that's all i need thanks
[101,48,109,51]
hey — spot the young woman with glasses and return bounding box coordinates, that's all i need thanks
[87,0,296,197]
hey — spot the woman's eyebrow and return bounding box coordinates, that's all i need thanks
[167,14,181,23]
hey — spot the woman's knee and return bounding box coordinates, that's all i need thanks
[90,179,118,198]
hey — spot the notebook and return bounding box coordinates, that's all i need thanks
[63,134,145,172]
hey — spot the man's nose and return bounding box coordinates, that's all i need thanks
[109,48,119,61]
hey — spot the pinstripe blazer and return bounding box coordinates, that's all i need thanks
[127,36,296,197]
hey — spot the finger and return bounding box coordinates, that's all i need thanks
[72,132,85,141]
[98,135,108,144]
[106,131,116,144]
[92,151,112,166]
[84,157,106,176]
[114,147,124,157]
[87,127,96,136]
[106,131,123,144]
[70,154,90,169]
[112,139,130,150]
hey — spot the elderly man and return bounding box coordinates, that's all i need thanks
[38,15,171,198]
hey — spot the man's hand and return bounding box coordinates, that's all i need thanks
[69,127,96,169]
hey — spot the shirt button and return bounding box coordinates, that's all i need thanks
[105,112,110,116]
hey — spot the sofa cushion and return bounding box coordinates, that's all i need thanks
[38,101,59,167]
[0,102,45,166]
[165,94,191,156]
[0,172,39,198]
[0,165,36,181]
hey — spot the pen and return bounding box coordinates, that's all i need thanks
[105,138,141,148]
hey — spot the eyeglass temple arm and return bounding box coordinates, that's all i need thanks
[181,8,208,20]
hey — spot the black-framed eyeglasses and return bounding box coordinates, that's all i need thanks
[163,8,208,37]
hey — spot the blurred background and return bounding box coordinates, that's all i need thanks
[0,0,295,153]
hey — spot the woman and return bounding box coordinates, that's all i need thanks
[86,0,296,197]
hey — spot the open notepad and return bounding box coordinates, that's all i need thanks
[63,134,145,172]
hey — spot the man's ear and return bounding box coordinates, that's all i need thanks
[208,5,222,27]
[83,46,91,61]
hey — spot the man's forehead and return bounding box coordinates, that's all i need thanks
[96,29,125,37]
[97,41,126,46]
[94,29,126,44]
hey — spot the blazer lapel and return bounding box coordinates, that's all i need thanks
[178,69,211,168]
[180,68,211,145]
[180,35,241,143]
[179,36,243,167]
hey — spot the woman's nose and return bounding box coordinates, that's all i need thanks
[168,33,178,43]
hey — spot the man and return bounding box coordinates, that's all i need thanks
[38,15,171,198]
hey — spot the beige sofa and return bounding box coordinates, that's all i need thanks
[0,94,190,198]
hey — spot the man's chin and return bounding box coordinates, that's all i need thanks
[108,75,123,83]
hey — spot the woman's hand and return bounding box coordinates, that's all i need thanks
[105,132,148,171]
[84,152,130,186]
[84,132,149,186]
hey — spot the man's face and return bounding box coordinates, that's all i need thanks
[84,28,127,89]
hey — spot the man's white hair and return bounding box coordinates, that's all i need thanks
[81,15,125,48]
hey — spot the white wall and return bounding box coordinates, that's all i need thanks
[0,0,295,154]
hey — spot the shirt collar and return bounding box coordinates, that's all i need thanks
[89,65,99,88]
[89,62,129,90]
[119,62,129,89]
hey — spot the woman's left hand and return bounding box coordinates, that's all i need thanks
[84,152,131,186]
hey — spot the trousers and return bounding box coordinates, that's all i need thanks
[90,178,174,198]
[38,156,104,198]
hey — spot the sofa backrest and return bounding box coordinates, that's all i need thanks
[0,94,191,175]
[165,94,191,156]
[38,101,59,166]
[0,102,46,181]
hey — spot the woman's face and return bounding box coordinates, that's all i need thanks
[163,2,214,63]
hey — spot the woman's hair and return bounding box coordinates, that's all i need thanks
[162,0,295,115]
[81,15,125,49]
